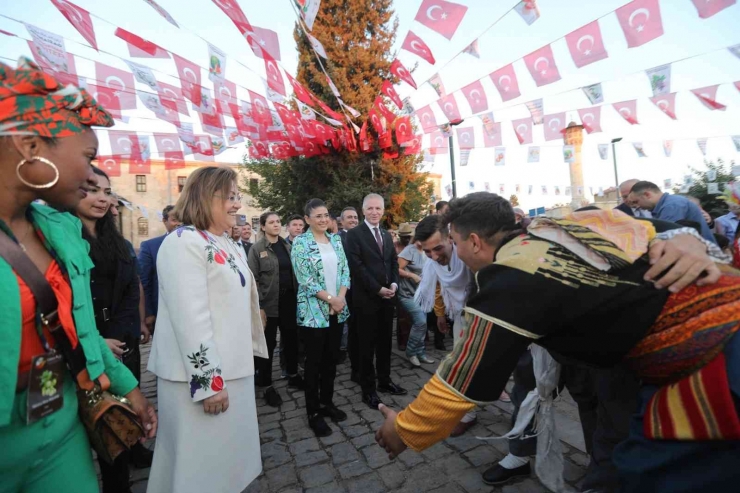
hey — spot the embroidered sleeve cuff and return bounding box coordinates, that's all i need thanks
[395,375,475,452]
[653,227,732,264]
[186,342,226,402]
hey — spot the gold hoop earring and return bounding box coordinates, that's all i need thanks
[16,156,60,189]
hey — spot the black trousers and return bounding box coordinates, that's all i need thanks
[302,316,342,416]
[356,300,394,393]
[256,290,299,387]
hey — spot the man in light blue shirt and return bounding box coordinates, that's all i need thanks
[629,181,717,244]
[716,204,739,243]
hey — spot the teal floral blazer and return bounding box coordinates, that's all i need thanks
[290,229,351,328]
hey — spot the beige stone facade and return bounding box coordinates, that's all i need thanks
[109,159,263,250]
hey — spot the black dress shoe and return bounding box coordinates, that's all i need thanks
[264,386,283,407]
[350,371,361,384]
[482,462,531,485]
[308,413,332,437]
[320,403,347,422]
[130,443,154,468]
[378,382,408,396]
[362,392,382,410]
[434,340,446,351]
[288,374,305,390]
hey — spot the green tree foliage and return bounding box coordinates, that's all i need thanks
[242,0,432,227]
[676,158,736,218]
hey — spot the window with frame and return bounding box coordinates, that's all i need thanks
[251,217,260,230]
[137,218,149,237]
[136,175,147,192]
[177,176,187,193]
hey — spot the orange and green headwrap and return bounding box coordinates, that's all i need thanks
[0,57,113,138]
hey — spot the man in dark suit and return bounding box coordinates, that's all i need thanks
[346,194,407,409]
[615,179,652,218]
[138,204,179,333]
[338,207,359,369]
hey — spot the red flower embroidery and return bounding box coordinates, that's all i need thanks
[211,375,224,392]
[214,252,225,264]
[220,249,228,257]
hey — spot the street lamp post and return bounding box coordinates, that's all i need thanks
[447,120,464,198]
[611,137,623,195]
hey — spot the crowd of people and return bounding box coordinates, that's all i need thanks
[2,57,740,493]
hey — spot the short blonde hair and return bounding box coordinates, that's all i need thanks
[173,166,237,231]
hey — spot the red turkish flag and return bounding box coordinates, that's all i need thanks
[382,149,399,159]
[313,95,345,121]
[87,84,123,120]
[616,0,664,48]
[274,102,300,126]
[461,80,488,114]
[109,131,141,158]
[157,82,189,116]
[368,107,385,134]
[613,100,639,125]
[565,21,609,68]
[153,133,182,154]
[285,73,314,107]
[543,113,566,141]
[415,105,438,133]
[577,106,602,133]
[164,151,186,170]
[359,121,372,152]
[128,157,151,174]
[414,0,468,40]
[437,93,462,122]
[401,31,436,65]
[249,140,269,159]
[374,97,396,125]
[402,136,422,155]
[214,80,237,110]
[650,93,677,119]
[27,41,79,87]
[382,80,403,110]
[490,64,520,102]
[482,122,502,148]
[247,26,281,61]
[211,0,252,35]
[95,62,137,110]
[378,131,393,149]
[692,0,735,18]
[524,44,561,87]
[512,118,534,145]
[394,116,414,144]
[735,81,740,93]
[429,130,448,154]
[390,59,417,90]
[114,28,164,57]
[172,54,202,107]
[192,135,215,157]
[456,127,475,149]
[51,0,97,50]
[249,90,272,126]
[263,52,286,96]
[95,156,121,177]
[691,85,726,111]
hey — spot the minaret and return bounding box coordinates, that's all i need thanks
[564,122,585,211]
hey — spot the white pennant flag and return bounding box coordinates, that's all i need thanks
[297,0,321,31]
[697,137,708,156]
[263,79,284,103]
[729,44,740,60]
[468,180,475,191]
[138,205,149,219]
[401,97,415,116]
[298,101,316,120]
[514,0,540,25]
[527,146,540,163]
[663,140,673,157]
[124,60,160,91]
[577,186,583,197]
[598,143,609,160]
[565,186,572,196]
[346,116,361,133]
[137,135,151,162]
[525,99,544,124]
[732,135,740,152]
[306,33,328,58]
[207,43,227,81]
[708,183,720,194]
[25,24,69,73]
[494,147,506,166]
[428,73,446,97]
[633,142,647,158]
[583,83,604,104]
[663,179,672,190]
[445,184,452,197]
[498,183,505,194]
[211,135,228,155]
[225,127,245,145]
[460,149,471,167]
[563,145,575,163]
[339,98,360,118]
[646,64,671,97]
[542,185,549,195]
[137,89,166,116]
[479,112,495,136]
[528,185,533,195]
[463,39,480,58]
[326,76,341,97]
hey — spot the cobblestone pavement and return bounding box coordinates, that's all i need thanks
[130,335,589,493]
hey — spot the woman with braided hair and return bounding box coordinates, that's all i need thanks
[0,58,156,492]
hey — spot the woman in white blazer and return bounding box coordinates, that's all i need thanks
[146,166,268,493]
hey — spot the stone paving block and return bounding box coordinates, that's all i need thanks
[350,433,377,449]
[306,481,346,493]
[266,464,298,491]
[331,442,361,465]
[260,428,284,443]
[464,445,500,468]
[343,424,370,438]
[261,441,289,458]
[345,473,386,493]
[295,450,330,468]
[429,483,465,493]
[337,460,372,479]
[433,454,472,476]
[421,442,455,461]
[404,463,450,492]
[290,437,320,455]
[320,430,347,446]
[488,421,513,437]
[283,409,304,420]
[337,411,362,427]
[445,433,486,453]
[501,478,550,493]
[259,419,281,432]
[280,400,297,412]
[282,416,307,431]
[397,450,425,468]
[378,462,407,490]
[362,443,393,469]
[453,467,490,493]
[260,412,282,424]
[285,427,316,443]
[359,409,384,424]
[299,463,336,488]
[263,447,292,470]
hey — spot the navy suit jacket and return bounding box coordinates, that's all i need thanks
[138,233,167,318]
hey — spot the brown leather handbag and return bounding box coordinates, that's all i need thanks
[0,231,144,464]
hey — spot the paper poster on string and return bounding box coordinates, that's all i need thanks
[445,184,452,197]
[25,24,68,73]
[208,43,227,81]
[563,145,575,163]
[468,181,475,191]
[484,182,491,192]
[555,186,561,196]
[732,136,740,152]
[527,146,540,163]
[633,142,647,158]
[577,186,583,197]
[565,186,572,196]
[697,138,708,156]
[583,83,603,104]
[514,0,540,25]
[125,60,159,91]
[646,64,671,96]
[479,112,496,136]
[598,144,609,160]
[663,140,673,157]
[708,183,720,194]
[296,0,321,31]
[459,149,471,166]
[463,39,480,58]
[428,73,446,97]
[498,184,505,194]
[525,99,544,124]
[707,169,717,182]
[663,179,672,189]
[494,147,506,166]
[542,185,548,195]
[528,185,533,195]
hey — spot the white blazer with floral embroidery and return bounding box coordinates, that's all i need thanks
[147,226,268,402]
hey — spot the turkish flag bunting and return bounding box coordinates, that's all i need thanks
[378,131,393,149]
[482,122,502,148]
[286,73,315,107]
[577,106,602,133]
[429,130,448,154]
[490,64,520,102]
[192,135,214,157]
[650,92,678,119]
[612,100,639,124]
[114,28,164,57]
[211,0,252,35]
[95,62,137,110]
[691,0,736,19]
[374,97,396,125]
[164,151,186,170]
[402,136,422,155]
[437,93,462,122]
[382,80,404,110]
[157,82,189,116]
[461,80,488,114]
[616,0,664,48]
[266,129,287,143]
[414,0,468,40]
[401,31,436,65]
[390,59,417,90]
[735,81,740,93]
[247,26,281,60]
[94,156,121,177]
[383,149,399,159]
[456,127,475,149]
[128,156,151,174]
[263,52,286,96]
[87,84,123,120]
[214,80,237,111]
[172,54,202,107]
[368,107,385,134]
[312,95,344,121]
[249,90,273,126]
[691,85,726,111]
[512,117,534,145]
[274,103,300,126]
[394,116,414,144]
[153,133,182,154]
[542,113,566,141]
[27,41,79,88]
[249,140,269,159]
[565,21,609,68]
[524,44,561,87]
[109,131,141,158]
[51,0,97,50]
[415,105,438,133]
[359,121,372,152]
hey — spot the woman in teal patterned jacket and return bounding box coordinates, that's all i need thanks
[290,199,350,437]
